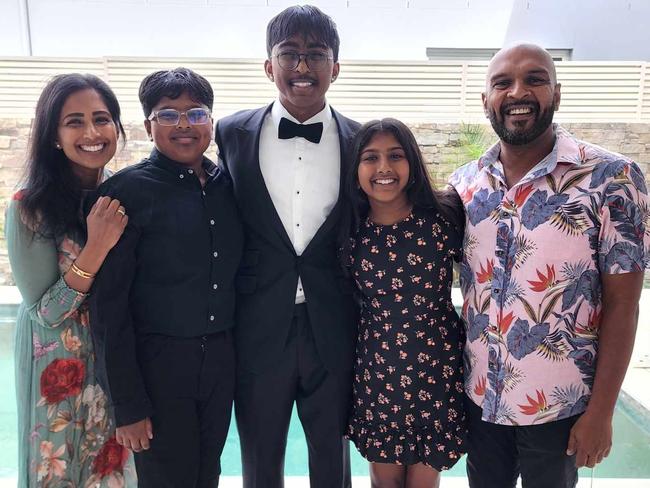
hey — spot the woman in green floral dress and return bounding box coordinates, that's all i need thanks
[6,73,136,487]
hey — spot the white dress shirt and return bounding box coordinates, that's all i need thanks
[259,100,341,304]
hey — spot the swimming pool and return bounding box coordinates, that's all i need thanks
[1,314,650,480]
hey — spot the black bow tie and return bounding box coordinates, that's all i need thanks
[278,117,323,144]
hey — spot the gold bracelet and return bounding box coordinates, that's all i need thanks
[70,262,95,279]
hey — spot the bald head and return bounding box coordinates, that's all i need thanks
[487,43,557,89]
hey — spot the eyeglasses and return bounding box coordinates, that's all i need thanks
[274,51,333,72]
[148,108,212,126]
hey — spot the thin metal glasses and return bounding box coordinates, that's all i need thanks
[148,108,212,126]
[274,51,333,71]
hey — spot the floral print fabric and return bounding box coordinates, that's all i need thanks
[449,125,649,426]
[346,208,467,469]
[6,193,136,487]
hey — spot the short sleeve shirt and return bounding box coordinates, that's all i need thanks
[449,125,649,426]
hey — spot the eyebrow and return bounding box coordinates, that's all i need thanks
[63,110,111,118]
[489,68,550,82]
[156,104,203,110]
[361,146,404,153]
[525,69,551,77]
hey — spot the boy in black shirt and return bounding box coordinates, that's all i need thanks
[91,68,243,488]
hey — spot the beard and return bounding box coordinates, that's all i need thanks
[488,101,555,146]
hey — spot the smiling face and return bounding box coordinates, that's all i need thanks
[264,35,339,122]
[483,44,561,146]
[145,91,213,167]
[57,88,118,183]
[357,131,411,212]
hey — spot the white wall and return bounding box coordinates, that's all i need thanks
[0,0,30,55]
[0,0,649,61]
[504,0,650,61]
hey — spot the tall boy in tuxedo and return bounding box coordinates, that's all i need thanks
[215,5,359,487]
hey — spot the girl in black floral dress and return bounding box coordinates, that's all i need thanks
[341,118,467,487]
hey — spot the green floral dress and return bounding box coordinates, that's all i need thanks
[6,190,136,488]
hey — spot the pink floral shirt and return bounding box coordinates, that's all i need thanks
[449,125,649,426]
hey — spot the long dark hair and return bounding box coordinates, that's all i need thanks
[340,118,464,265]
[20,73,125,237]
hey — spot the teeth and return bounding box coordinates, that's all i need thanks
[508,107,532,115]
[374,178,396,185]
[292,81,313,87]
[80,144,104,152]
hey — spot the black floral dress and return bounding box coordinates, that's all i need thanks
[346,206,467,470]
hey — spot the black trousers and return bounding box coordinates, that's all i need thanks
[235,304,352,488]
[465,395,579,488]
[134,330,235,488]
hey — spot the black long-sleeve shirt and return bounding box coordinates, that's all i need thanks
[89,148,243,426]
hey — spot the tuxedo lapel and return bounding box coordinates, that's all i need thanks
[303,109,356,254]
[236,105,294,252]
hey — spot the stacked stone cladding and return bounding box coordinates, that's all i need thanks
[0,119,649,284]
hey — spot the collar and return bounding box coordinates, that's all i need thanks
[271,99,333,134]
[149,148,216,178]
[477,124,585,182]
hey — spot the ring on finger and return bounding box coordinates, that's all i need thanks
[117,208,126,216]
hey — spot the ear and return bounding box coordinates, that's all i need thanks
[481,92,488,118]
[264,59,274,82]
[331,62,340,83]
[144,119,153,141]
[553,82,561,111]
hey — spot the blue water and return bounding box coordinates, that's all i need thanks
[221,403,650,478]
[1,319,650,479]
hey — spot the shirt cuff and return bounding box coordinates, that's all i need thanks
[113,396,154,427]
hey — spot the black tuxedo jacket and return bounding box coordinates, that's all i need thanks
[215,104,360,374]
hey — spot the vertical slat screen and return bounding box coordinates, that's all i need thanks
[641,62,650,121]
[0,57,648,123]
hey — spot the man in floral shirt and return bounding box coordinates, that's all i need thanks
[449,43,648,488]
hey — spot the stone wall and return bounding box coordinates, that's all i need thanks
[411,122,650,186]
[1,120,649,285]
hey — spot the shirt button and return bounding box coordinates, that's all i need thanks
[298,157,302,160]
[213,251,218,258]
[188,169,194,174]
[202,191,206,196]
[493,288,501,295]
[500,211,508,219]
[495,250,504,257]
[210,219,215,225]
[179,174,184,179]
[296,223,300,227]
[213,284,218,290]
[209,315,215,321]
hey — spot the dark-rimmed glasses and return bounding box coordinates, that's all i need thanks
[274,51,333,72]
[148,108,212,126]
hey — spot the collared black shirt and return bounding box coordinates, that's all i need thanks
[89,148,243,425]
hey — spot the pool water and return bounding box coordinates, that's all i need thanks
[2,319,650,479]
